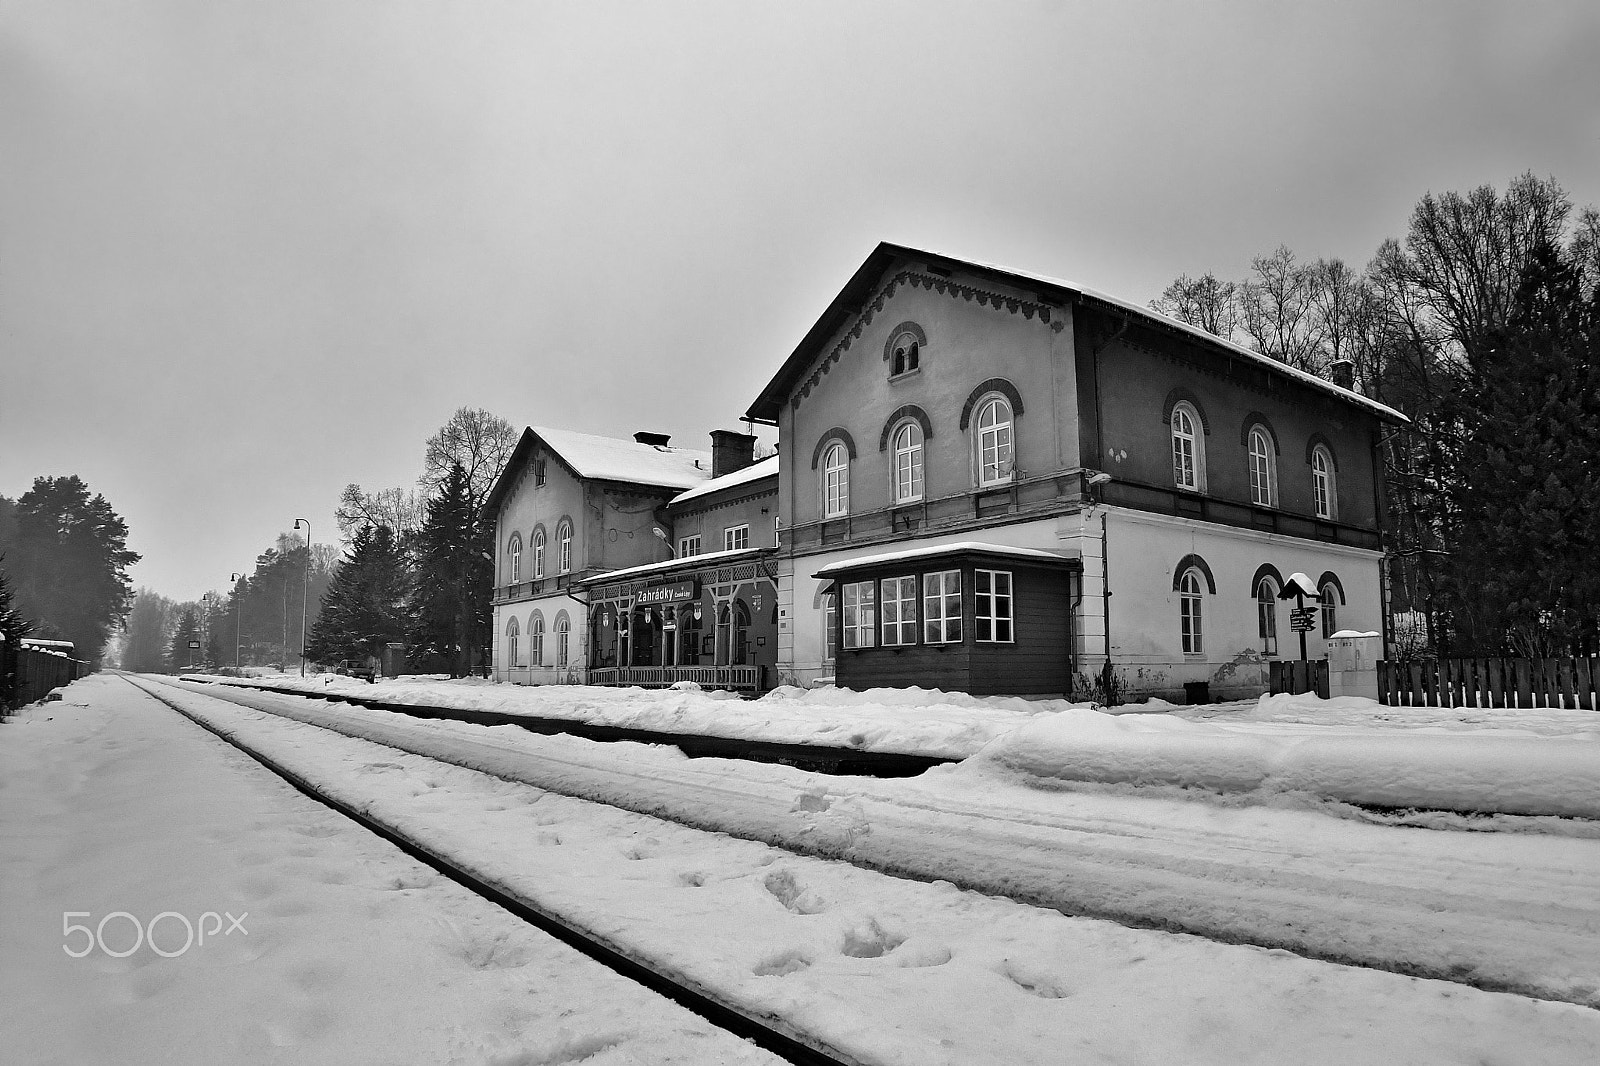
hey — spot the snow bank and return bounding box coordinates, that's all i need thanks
[971,705,1600,818]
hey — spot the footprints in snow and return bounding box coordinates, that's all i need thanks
[762,869,828,915]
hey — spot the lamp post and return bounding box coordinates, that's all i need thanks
[230,573,244,673]
[293,519,310,677]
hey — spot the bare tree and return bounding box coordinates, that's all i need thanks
[1238,245,1322,373]
[1149,272,1239,340]
[335,483,425,543]
[421,407,518,512]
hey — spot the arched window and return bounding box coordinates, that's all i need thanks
[532,529,546,579]
[1319,583,1338,639]
[1311,445,1337,520]
[822,591,837,663]
[892,421,924,503]
[1179,569,1204,654]
[823,442,850,518]
[1172,402,1206,491]
[1248,427,1276,507]
[506,615,520,668]
[1256,577,1279,656]
[529,612,545,667]
[975,396,1014,487]
[554,612,571,668]
[889,330,920,376]
[557,520,573,573]
[508,534,523,583]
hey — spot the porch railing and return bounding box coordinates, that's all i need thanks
[587,665,766,693]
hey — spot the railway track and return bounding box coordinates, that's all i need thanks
[123,674,860,1066]
[181,675,951,778]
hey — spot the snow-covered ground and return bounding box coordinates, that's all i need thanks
[120,677,1600,1063]
[205,672,1600,819]
[0,675,781,1065]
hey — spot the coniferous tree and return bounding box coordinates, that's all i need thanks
[1435,241,1600,656]
[165,608,202,673]
[5,476,139,667]
[118,588,174,673]
[305,525,411,666]
[411,463,492,677]
[1,555,34,707]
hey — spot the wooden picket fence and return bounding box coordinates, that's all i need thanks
[1268,659,1329,698]
[1378,657,1600,709]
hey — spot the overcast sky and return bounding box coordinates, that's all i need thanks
[3,0,1598,602]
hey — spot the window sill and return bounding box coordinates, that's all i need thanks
[888,367,923,384]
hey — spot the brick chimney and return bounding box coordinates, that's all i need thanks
[633,431,671,447]
[709,429,757,478]
[1329,359,1355,391]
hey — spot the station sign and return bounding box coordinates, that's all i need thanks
[634,579,698,607]
[187,640,202,650]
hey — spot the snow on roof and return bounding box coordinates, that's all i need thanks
[534,427,713,490]
[577,546,776,586]
[813,541,1079,577]
[670,455,779,507]
[916,245,1409,424]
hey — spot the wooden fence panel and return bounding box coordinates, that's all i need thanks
[1515,659,1532,707]
[1487,658,1504,707]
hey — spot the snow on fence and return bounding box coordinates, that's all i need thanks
[2,641,88,709]
[1378,657,1600,710]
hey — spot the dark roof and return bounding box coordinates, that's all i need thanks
[743,242,1407,426]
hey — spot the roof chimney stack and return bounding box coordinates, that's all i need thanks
[633,431,672,447]
[710,429,757,479]
[1329,359,1355,391]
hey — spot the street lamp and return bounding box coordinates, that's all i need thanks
[230,573,244,673]
[293,519,310,677]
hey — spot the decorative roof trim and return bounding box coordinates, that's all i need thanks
[1172,553,1216,594]
[878,405,934,452]
[959,378,1026,431]
[810,429,858,469]
[791,270,1058,411]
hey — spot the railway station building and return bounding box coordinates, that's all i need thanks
[743,243,1404,701]
[489,242,1404,701]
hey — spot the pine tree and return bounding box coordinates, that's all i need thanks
[411,463,493,677]
[304,525,411,666]
[1436,241,1600,655]
[6,476,140,667]
[0,555,34,707]
[166,608,202,673]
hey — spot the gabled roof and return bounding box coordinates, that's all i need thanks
[670,454,779,508]
[744,242,1408,426]
[486,426,713,515]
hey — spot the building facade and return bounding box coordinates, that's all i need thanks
[743,243,1403,701]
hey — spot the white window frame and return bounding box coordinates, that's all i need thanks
[822,591,837,663]
[506,615,520,668]
[1180,570,1204,655]
[1320,584,1338,639]
[1248,427,1275,507]
[975,397,1014,487]
[1257,578,1278,656]
[724,524,750,551]
[1312,445,1337,520]
[823,442,850,518]
[679,534,701,558]
[881,575,918,646]
[557,521,573,573]
[1172,403,1206,492]
[841,580,876,649]
[923,569,962,644]
[509,535,522,583]
[532,531,545,579]
[554,613,571,668]
[892,421,925,503]
[529,612,545,666]
[974,569,1013,643]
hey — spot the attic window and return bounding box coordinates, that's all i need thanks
[884,322,927,379]
[533,458,546,486]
